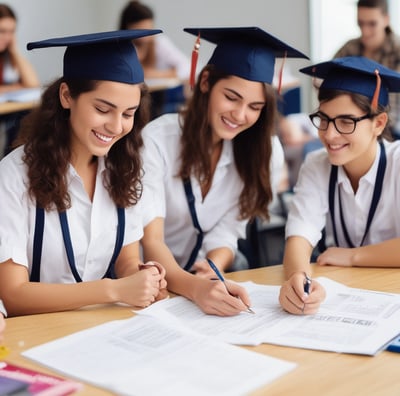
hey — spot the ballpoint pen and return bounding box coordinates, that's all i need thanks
[304,272,312,295]
[206,258,255,314]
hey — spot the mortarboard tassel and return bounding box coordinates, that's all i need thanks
[371,69,381,112]
[189,33,201,90]
[277,51,287,95]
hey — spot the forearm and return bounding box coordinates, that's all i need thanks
[282,236,314,279]
[10,50,40,88]
[1,278,115,317]
[351,238,400,267]
[207,247,234,272]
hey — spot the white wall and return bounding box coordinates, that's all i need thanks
[7,0,311,109]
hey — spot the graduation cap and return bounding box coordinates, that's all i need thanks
[300,56,400,110]
[27,29,162,84]
[184,26,309,89]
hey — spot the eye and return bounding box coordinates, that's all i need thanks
[122,111,135,119]
[95,106,108,114]
[225,93,237,101]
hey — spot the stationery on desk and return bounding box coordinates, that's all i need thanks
[0,87,41,104]
[19,276,400,395]
[207,258,255,314]
[134,277,400,355]
[22,315,296,396]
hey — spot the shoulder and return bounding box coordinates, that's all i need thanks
[142,113,181,137]
[0,146,28,191]
[0,146,25,174]
[334,38,361,57]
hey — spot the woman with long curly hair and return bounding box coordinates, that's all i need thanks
[0,30,167,316]
[141,27,308,316]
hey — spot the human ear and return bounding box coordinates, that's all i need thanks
[199,70,210,93]
[373,112,388,137]
[59,82,72,109]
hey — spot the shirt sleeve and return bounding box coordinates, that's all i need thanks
[201,202,247,257]
[0,300,7,317]
[285,149,330,246]
[0,150,31,268]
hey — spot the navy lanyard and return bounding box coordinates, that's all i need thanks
[328,140,386,248]
[182,178,203,271]
[30,206,125,282]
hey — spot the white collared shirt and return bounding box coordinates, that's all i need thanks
[286,140,400,247]
[0,147,144,283]
[142,113,284,267]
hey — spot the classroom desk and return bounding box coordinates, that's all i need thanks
[3,264,400,396]
[0,100,38,116]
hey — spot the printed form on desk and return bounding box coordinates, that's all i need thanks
[22,314,296,396]
[134,277,400,355]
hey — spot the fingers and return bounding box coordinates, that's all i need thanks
[279,277,326,315]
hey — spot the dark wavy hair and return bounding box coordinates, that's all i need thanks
[16,78,150,211]
[178,65,277,221]
[318,88,392,141]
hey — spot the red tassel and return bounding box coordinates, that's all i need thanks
[277,51,287,95]
[371,69,381,112]
[190,34,201,90]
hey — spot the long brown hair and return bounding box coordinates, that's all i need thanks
[16,78,150,211]
[179,65,277,221]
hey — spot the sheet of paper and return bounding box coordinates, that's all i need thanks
[0,87,41,103]
[135,278,400,355]
[23,315,296,396]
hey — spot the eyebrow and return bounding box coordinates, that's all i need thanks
[95,98,139,111]
[224,88,266,106]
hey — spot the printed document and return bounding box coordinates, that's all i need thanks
[23,315,296,396]
[135,277,400,355]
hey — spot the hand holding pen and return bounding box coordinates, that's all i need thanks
[207,258,255,314]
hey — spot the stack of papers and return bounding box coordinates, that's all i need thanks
[0,88,41,103]
[135,277,400,355]
[22,277,400,395]
[23,315,296,396]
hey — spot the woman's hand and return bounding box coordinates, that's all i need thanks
[279,272,326,315]
[316,247,354,267]
[192,278,252,316]
[113,261,167,308]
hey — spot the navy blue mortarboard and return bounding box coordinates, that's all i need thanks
[27,30,162,84]
[184,26,309,87]
[300,56,400,109]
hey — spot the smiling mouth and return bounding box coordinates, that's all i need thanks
[93,131,113,143]
[222,116,239,129]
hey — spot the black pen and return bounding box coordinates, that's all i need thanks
[206,258,255,314]
[304,272,312,295]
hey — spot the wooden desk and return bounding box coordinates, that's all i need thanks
[3,265,400,395]
[0,101,38,116]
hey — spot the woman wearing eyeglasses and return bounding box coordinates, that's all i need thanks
[279,56,400,315]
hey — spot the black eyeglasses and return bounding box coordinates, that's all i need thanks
[309,112,373,134]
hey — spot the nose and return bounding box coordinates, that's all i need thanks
[232,104,247,122]
[105,114,124,135]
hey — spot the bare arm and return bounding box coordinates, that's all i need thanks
[7,35,40,88]
[0,242,165,317]
[141,217,251,316]
[191,247,234,278]
[317,238,400,268]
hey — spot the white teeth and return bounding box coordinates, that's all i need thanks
[94,132,113,142]
[222,117,238,128]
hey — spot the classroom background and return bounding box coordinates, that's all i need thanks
[10,0,400,113]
